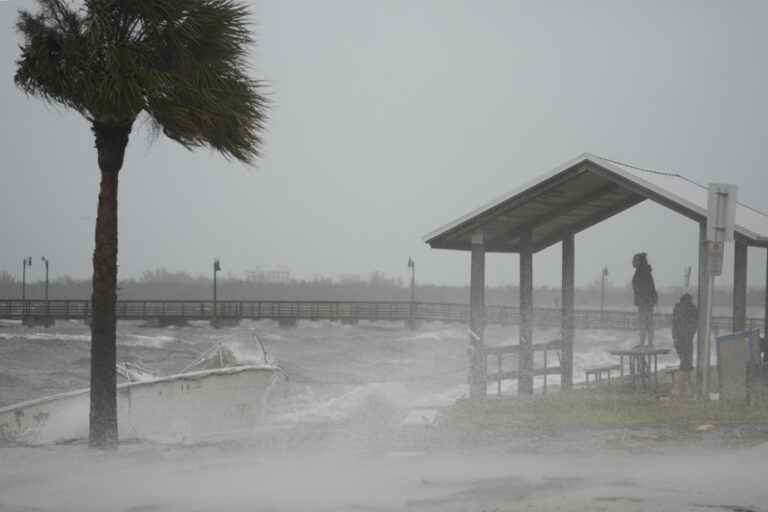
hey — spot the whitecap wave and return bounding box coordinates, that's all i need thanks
[0,332,90,342]
[274,382,413,423]
[122,334,178,347]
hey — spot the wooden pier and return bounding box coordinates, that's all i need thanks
[0,299,758,332]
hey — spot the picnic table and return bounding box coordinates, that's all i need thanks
[608,346,671,391]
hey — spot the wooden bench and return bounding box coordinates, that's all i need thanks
[585,364,622,385]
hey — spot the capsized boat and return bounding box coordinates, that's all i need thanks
[0,339,282,444]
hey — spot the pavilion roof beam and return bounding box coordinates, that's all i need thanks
[485,182,623,247]
[446,168,590,242]
[533,194,646,253]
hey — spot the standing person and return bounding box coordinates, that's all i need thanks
[672,293,698,371]
[632,253,658,346]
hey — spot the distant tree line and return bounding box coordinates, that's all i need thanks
[0,268,764,313]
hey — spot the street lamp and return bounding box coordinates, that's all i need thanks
[41,256,50,319]
[41,257,50,300]
[213,259,221,326]
[407,257,416,303]
[407,257,416,328]
[21,257,32,300]
[600,266,609,321]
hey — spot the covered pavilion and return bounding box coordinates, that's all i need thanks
[424,153,768,398]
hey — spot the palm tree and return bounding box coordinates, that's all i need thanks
[15,0,268,449]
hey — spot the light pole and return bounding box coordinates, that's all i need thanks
[41,256,50,319]
[213,259,221,326]
[408,257,416,303]
[21,257,32,300]
[407,257,416,328]
[600,266,608,321]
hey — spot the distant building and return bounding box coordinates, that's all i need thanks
[246,266,291,284]
[335,273,364,284]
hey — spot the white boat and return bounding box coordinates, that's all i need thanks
[0,342,282,445]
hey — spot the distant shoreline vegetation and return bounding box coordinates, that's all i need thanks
[0,269,763,312]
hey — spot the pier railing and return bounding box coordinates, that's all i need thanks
[0,299,760,332]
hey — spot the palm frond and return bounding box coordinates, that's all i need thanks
[15,0,268,163]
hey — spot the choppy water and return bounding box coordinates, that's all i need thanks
[0,318,677,427]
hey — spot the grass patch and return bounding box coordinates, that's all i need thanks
[443,389,768,434]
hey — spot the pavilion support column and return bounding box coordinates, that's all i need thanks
[764,248,768,363]
[469,232,486,400]
[696,222,711,395]
[518,229,534,395]
[733,238,748,333]
[765,248,768,339]
[561,233,575,391]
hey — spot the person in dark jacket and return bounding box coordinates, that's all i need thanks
[632,253,658,346]
[672,293,698,371]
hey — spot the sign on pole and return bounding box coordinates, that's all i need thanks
[700,183,738,398]
[706,183,736,276]
[707,183,737,242]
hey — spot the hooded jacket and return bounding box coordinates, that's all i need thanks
[632,262,658,308]
[673,295,698,341]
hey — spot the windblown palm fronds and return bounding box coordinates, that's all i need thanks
[15,0,267,162]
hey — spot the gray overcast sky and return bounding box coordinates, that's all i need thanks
[1,1,767,289]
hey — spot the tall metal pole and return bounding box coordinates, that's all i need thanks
[42,257,50,319]
[699,183,737,398]
[21,257,32,300]
[213,259,221,326]
[409,259,416,303]
[407,257,416,329]
[41,257,49,300]
[702,248,716,397]
[600,266,608,321]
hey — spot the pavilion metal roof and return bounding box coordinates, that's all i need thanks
[424,153,768,253]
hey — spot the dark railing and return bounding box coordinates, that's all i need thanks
[0,299,761,332]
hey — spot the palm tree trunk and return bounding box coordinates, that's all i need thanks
[89,121,131,450]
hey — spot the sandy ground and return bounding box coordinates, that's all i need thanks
[1,434,767,512]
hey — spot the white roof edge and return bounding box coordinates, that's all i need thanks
[586,154,765,242]
[422,153,592,243]
[584,153,708,217]
[424,152,768,245]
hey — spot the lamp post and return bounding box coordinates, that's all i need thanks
[600,266,608,321]
[213,259,221,326]
[41,256,50,319]
[21,257,32,300]
[407,257,416,329]
[408,257,416,303]
[41,257,50,300]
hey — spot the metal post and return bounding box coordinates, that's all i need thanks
[702,261,715,397]
[600,266,608,323]
[561,234,575,390]
[21,257,32,300]
[765,248,768,358]
[407,257,416,329]
[469,232,486,400]
[213,259,221,327]
[696,223,708,392]
[733,239,747,333]
[21,257,31,317]
[42,257,50,319]
[519,229,534,395]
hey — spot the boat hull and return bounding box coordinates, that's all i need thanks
[0,365,280,444]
